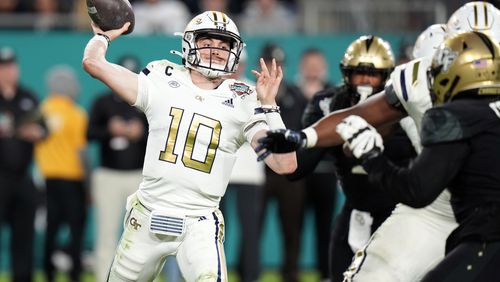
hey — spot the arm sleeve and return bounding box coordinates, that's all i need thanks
[383,82,406,113]
[363,141,469,208]
[133,70,150,112]
[243,95,268,143]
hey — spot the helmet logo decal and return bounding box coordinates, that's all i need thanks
[194,18,203,25]
[434,47,458,72]
[472,59,488,69]
[211,11,228,29]
[319,97,332,116]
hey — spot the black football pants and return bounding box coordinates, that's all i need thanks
[262,172,306,282]
[43,179,86,282]
[422,241,500,282]
[220,184,262,282]
[0,173,38,282]
[305,172,337,280]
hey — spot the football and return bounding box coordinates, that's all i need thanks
[86,0,135,35]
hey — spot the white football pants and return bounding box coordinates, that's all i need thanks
[107,195,227,282]
[344,190,458,282]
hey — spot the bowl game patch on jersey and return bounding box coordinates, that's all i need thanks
[229,82,253,98]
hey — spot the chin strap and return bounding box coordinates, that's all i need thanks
[170,32,184,59]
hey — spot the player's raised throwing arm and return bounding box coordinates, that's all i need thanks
[82,22,138,105]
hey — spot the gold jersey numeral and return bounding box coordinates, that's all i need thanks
[159,107,222,173]
[159,107,184,163]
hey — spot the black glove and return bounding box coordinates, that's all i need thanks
[255,129,306,161]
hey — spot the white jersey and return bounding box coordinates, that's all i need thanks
[387,55,452,215]
[133,60,267,215]
[388,56,433,133]
[344,56,457,282]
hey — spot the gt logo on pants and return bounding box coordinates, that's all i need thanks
[130,217,142,230]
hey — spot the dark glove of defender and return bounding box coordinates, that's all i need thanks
[255,129,305,161]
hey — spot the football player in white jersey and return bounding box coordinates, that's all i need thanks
[82,11,297,282]
[337,31,500,282]
[256,2,499,281]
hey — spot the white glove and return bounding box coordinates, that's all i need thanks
[336,115,384,160]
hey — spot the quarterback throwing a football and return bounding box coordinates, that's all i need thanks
[83,11,296,282]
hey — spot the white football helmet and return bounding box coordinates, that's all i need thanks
[447,1,500,42]
[182,11,244,78]
[412,24,447,59]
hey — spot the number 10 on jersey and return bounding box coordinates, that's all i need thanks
[159,107,222,173]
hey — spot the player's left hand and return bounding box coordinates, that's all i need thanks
[255,129,305,161]
[336,115,384,160]
[252,58,283,105]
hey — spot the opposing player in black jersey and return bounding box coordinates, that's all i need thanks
[337,31,500,281]
[256,3,500,281]
[288,35,416,281]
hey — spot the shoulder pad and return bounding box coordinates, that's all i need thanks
[421,107,463,146]
[141,60,184,76]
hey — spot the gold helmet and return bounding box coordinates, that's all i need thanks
[340,35,395,85]
[429,31,500,104]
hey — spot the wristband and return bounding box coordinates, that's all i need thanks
[89,34,109,49]
[97,33,111,45]
[261,104,280,114]
[301,127,318,148]
[263,108,280,114]
[266,112,286,130]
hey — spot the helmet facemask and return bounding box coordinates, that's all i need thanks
[182,12,244,79]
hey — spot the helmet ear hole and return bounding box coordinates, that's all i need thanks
[439,78,450,86]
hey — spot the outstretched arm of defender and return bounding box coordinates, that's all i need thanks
[82,21,138,105]
[255,91,404,160]
[312,91,403,147]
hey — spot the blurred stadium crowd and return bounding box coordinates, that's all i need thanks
[0,0,493,33]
